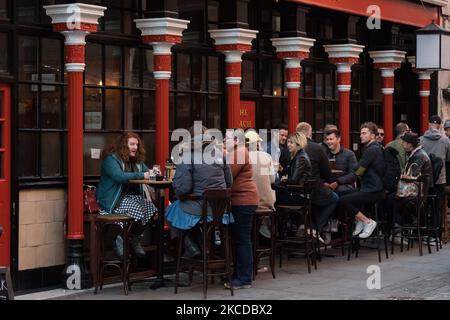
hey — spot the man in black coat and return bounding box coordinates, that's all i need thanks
[297,122,339,243]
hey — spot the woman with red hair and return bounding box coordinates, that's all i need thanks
[96,132,157,257]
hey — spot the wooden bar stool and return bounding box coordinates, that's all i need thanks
[252,208,276,279]
[93,214,133,295]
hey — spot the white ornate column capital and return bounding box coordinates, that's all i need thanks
[209,28,258,86]
[210,28,259,52]
[271,37,315,89]
[369,50,406,70]
[135,17,190,51]
[44,3,106,72]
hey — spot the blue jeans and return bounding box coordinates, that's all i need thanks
[313,192,339,231]
[231,205,256,285]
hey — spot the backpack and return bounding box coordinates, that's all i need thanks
[429,153,443,186]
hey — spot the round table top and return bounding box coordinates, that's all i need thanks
[129,179,173,187]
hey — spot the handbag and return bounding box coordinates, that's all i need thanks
[396,163,420,198]
[83,185,100,214]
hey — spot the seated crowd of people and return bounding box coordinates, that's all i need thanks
[95,115,450,290]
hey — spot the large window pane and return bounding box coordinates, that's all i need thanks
[143,50,154,89]
[0,0,8,19]
[142,133,156,166]
[41,133,61,177]
[303,67,314,98]
[242,59,255,91]
[272,63,282,96]
[18,132,38,177]
[19,36,38,81]
[84,133,117,176]
[16,0,38,24]
[192,55,206,91]
[177,54,190,90]
[125,48,140,88]
[0,33,8,75]
[85,43,102,85]
[105,46,122,86]
[84,88,102,130]
[176,94,190,128]
[105,89,122,130]
[18,85,38,129]
[124,90,140,130]
[41,86,61,129]
[325,69,333,99]
[42,38,62,83]
[207,95,221,130]
[208,56,220,92]
[142,91,155,130]
[315,71,324,98]
[192,94,206,122]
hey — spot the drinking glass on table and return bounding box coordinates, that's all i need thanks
[153,165,161,175]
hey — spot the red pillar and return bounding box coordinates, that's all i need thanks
[45,3,106,289]
[219,46,251,129]
[209,29,259,129]
[324,44,364,148]
[418,71,432,135]
[272,38,316,134]
[288,87,300,133]
[369,50,405,143]
[64,39,91,241]
[379,69,397,143]
[339,90,351,148]
[281,56,305,134]
[153,54,172,170]
[135,18,190,170]
[67,71,85,240]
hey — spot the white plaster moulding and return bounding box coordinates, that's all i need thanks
[135,17,190,37]
[271,37,316,53]
[209,28,259,46]
[44,3,106,25]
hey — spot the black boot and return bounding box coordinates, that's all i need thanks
[183,233,201,258]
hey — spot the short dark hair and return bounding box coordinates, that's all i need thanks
[395,122,409,137]
[360,122,378,135]
[275,123,289,131]
[325,128,341,138]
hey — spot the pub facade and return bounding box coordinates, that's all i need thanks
[0,0,449,292]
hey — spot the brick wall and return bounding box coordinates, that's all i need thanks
[19,189,67,271]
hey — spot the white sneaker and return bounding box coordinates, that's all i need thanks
[358,220,377,239]
[353,221,365,236]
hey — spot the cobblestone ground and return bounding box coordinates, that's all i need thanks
[17,243,450,300]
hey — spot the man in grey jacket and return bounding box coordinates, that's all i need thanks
[323,128,358,195]
[419,115,450,233]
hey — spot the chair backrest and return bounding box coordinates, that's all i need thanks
[202,188,232,226]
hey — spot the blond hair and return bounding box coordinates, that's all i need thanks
[287,132,307,154]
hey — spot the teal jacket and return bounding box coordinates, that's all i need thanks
[96,153,149,213]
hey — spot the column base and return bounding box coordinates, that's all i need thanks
[61,239,92,290]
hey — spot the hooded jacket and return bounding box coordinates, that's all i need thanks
[419,128,450,185]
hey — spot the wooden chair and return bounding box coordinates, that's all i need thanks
[275,181,318,274]
[93,214,133,295]
[252,208,276,279]
[174,188,233,299]
[395,174,433,256]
